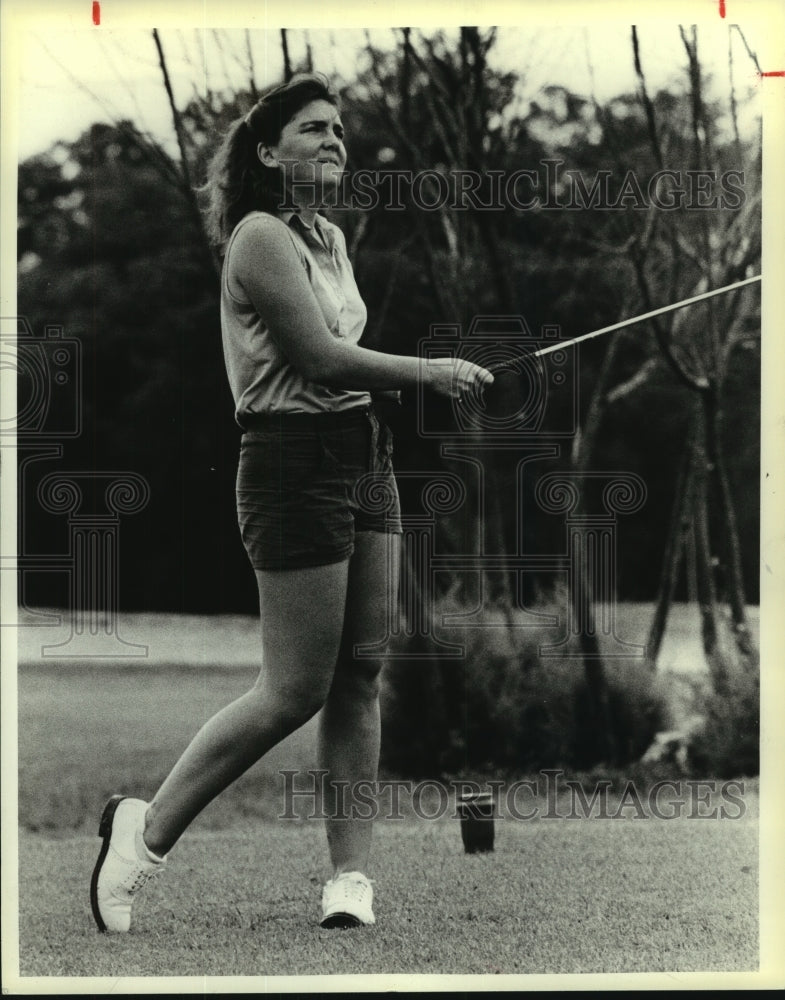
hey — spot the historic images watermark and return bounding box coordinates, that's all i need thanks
[280,160,747,213]
[279,770,748,822]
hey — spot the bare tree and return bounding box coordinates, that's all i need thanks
[151,29,222,278]
[576,26,761,680]
[642,26,759,676]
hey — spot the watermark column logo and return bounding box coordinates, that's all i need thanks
[1,316,149,656]
[535,472,648,657]
[36,472,149,656]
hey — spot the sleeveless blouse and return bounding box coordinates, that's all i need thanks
[221,209,371,422]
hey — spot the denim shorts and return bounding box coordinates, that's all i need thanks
[236,406,403,571]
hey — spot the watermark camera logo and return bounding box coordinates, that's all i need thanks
[417,314,577,440]
[348,311,645,661]
[1,317,81,439]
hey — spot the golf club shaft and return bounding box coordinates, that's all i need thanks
[487,274,761,372]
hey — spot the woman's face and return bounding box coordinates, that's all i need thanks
[259,98,347,199]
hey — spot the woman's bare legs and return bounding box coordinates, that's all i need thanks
[317,531,400,876]
[143,560,350,857]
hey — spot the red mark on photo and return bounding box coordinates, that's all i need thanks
[759,70,785,77]
[92,1,100,25]
[718,0,726,16]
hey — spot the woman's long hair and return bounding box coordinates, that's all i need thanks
[202,72,341,250]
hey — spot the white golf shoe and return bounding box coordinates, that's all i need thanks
[320,871,375,928]
[90,795,166,933]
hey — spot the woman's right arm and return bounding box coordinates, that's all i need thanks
[229,217,493,400]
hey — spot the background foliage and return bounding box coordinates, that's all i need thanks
[16,27,761,776]
[16,28,761,614]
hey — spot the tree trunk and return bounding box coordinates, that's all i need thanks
[646,414,697,668]
[703,385,756,662]
[692,399,728,695]
[152,29,221,281]
[280,29,292,81]
[577,624,619,764]
[567,335,626,761]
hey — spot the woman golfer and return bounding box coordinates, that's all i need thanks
[90,73,493,932]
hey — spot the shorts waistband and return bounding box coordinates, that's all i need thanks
[239,406,372,432]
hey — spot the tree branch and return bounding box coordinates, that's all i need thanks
[731,25,764,75]
[605,356,659,405]
[631,26,664,169]
[152,29,195,193]
[245,29,259,101]
[152,28,220,279]
[281,29,292,81]
[630,254,710,392]
[36,35,182,189]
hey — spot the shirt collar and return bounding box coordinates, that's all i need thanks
[280,209,333,249]
[279,208,319,231]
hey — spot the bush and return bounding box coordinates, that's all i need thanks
[688,642,760,778]
[380,591,669,777]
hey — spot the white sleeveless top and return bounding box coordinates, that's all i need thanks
[221,209,371,422]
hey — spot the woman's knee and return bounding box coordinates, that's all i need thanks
[252,670,332,724]
[331,654,383,702]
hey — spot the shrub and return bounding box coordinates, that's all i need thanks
[380,591,669,777]
[687,643,760,778]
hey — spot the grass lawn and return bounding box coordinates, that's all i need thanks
[8,604,766,987]
[17,804,758,978]
[16,602,755,676]
[16,603,758,836]
[17,661,303,835]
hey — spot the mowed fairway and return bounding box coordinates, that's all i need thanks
[13,608,760,980]
[19,805,758,977]
[18,661,311,835]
